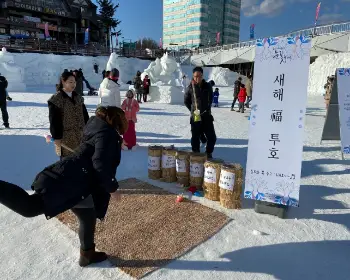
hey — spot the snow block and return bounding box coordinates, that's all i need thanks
[254,201,287,219]
[148,85,184,104]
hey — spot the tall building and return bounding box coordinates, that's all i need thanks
[163,0,241,49]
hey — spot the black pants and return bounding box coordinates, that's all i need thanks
[191,120,216,154]
[245,96,252,106]
[238,102,245,113]
[231,97,238,109]
[143,94,148,102]
[0,102,9,126]
[0,180,96,251]
[136,91,142,102]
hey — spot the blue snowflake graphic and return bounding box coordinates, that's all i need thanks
[244,191,253,199]
[267,37,278,46]
[299,35,311,44]
[343,146,350,154]
[287,37,296,45]
[255,192,265,201]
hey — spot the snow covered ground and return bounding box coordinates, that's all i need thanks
[1,87,350,280]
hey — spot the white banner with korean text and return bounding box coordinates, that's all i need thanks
[244,36,311,207]
[337,68,350,155]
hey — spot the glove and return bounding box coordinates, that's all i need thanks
[54,139,62,157]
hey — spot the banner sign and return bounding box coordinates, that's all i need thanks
[24,16,41,23]
[250,24,255,40]
[216,32,220,44]
[8,1,68,16]
[244,36,311,207]
[315,2,321,23]
[336,68,350,154]
[84,28,89,45]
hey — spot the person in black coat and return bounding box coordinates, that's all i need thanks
[0,74,9,128]
[0,106,128,267]
[184,67,217,158]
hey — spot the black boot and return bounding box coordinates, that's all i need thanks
[6,96,12,101]
[79,245,108,267]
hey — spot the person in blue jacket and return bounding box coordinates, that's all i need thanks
[213,88,220,107]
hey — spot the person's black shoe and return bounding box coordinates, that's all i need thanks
[4,124,10,129]
[206,153,213,159]
[6,96,12,101]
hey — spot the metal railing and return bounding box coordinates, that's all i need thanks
[197,21,350,55]
[0,38,111,56]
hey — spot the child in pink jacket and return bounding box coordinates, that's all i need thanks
[121,90,140,150]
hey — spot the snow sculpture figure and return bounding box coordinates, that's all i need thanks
[141,53,182,86]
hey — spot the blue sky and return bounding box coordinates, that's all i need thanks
[98,0,350,42]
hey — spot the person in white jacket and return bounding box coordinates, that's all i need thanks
[98,68,121,108]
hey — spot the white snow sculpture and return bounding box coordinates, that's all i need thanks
[140,53,184,104]
[0,48,26,91]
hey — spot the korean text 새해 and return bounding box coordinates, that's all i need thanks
[273,74,285,101]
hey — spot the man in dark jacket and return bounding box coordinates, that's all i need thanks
[231,77,242,111]
[184,67,216,158]
[0,74,9,128]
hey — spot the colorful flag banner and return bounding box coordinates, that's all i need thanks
[44,22,50,38]
[84,28,89,45]
[315,2,321,25]
[216,32,220,45]
[159,37,162,48]
[250,24,255,40]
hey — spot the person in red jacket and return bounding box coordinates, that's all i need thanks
[142,75,151,102]
[238,84,247,113]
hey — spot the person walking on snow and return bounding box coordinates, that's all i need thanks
[0,106,127,267]
[184,66,216,159]
[142,74,151,102]
[231,77,242,111]
[121,90,140,150]
[133,71,143,103]
[0,73,10,128]
[245,74,253,108]
[213,88,220,107]
[238,84,247,113]
[98,68,121,108]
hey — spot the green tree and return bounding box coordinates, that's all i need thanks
[135,37,159,49]
[97,0,121,48]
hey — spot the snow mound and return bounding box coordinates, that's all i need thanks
[0,48,26,91]
[0,50,152,92]
[308,53,350,96]
[180,65,240,87]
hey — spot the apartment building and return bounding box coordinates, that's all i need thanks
[163,0,241,49]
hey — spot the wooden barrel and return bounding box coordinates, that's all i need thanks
[189,153,207,189]
[176,150,191,186]
[148,145,162,180]
[219,163,243,209]
[203,159,224,201]
[161,146,177,183]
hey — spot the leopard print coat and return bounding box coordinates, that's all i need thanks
[48,91,86,157]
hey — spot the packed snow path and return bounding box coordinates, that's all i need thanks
[1,88,350,280]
